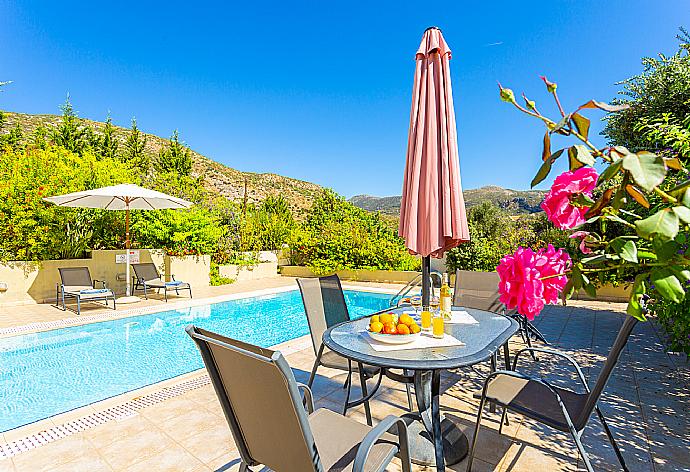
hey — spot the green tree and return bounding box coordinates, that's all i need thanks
[32,126,48,150]
[603,28,690,154]
[155,130,192,175]
[124,117,149,170]
[1,123,23,151]
[99,114,119,160]
[0,110,5,130]
[51,97,88,155]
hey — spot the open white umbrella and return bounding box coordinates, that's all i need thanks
[44,184,193,302]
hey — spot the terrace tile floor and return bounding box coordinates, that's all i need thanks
[0,282,688,471]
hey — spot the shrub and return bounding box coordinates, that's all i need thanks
[288,190,420,274]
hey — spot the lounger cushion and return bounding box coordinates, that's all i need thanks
[143,278,190,289]
[308,408,397,472]
[62,286,113,299]
[486,375,588,431]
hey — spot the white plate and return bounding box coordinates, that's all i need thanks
[367,330,421,345]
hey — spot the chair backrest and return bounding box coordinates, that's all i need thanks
[58,267,93,288]
[132,263,161,282]
[575,316,638,430]
[453,269,516,315]
[186,326,321,472]
[297,275,351,355]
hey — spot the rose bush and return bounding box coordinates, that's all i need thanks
[497,75,690,320]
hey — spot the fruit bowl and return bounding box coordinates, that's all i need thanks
[367,330,421,345]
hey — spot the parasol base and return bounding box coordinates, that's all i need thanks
[116,295,142,304]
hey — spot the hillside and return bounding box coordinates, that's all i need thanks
[1,111,323,214]
[350,185,546,216]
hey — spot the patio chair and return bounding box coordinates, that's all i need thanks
[55,267,116,315]
[186,325,412,472]
[466,315,638,472]
[297,275,386,418]
[131,262,192,302]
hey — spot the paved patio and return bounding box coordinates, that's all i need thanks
[0,283,687,471]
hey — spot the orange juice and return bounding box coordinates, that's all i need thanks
[432,315,444,338]
[421,310,432,330]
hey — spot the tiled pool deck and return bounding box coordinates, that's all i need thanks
[0,278,688,471]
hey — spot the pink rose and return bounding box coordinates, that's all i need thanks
[569,231,592,254]
[541,167,598,229]
[497,245,572,320]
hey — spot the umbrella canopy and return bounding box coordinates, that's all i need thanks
[44,183,193,299]
[399,27,469,307]
[43,183,192,210]
[399,27,469,258]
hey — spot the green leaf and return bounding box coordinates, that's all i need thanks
[568,145,595,170]
[621,151,667,192]
[531,149,563,188]
[637,250,657,260]
[651,268,685,303]
[597,159,623,185]
[672,206,690,224]
[652,238,680,263]
[615,239,638,263]
[561,277,575,304]
[626,273,648,321]
[552,115,571,134]
[684,189,690,208]
[583,282,597,298]
[635,209,679,241]
[571,113,590,140]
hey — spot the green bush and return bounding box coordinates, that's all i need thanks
[288,190,420,274]
[647,297,690,355]
[0,145,133,261]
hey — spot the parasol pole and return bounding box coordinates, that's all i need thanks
[125,198,131,297]
[421,255,430,308]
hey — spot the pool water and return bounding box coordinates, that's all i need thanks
[0,289,392,432]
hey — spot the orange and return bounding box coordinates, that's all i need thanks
[383,322,397,335]
[370,315,380,324]
[380,313,394,324]
[409,323,421,334]
[369,321,384,333]
[397,324,410,335]
[399,314,414,326]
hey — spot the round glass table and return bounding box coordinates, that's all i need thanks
[323,306,518,471]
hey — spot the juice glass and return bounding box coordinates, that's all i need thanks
[421,308,432,330]
[432,314,445,338]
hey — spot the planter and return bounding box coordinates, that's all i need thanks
[280,266,420,284]
[219,262,279,282]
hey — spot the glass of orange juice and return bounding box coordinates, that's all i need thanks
[432,313,445,338]
[421,307,432,330]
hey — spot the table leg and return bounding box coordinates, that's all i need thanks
[403,370,467,468]
[357,361,372,426]
[431,369,444,472]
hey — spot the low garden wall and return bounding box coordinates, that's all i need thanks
[219,262,279,282]
[280,266,420,284]
[0,250,210,306]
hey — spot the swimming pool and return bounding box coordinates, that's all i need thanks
[0,289,392,432]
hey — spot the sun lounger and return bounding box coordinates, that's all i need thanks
[56,267,116,315]
[131,262,192,302]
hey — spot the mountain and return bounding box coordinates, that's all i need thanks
[1,111,323,214]
[349,185,546,216]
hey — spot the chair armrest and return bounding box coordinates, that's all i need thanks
[512,347,589,393]
[296,383,314,414]
[354,416,410,472]
[92,279,108,289]
[171,274,176,281]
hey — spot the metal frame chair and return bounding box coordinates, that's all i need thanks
[466,316,638,472]
[297,275,386,419]
[131,262,192,302]
[186,325,412,472]
[55,267,116,315]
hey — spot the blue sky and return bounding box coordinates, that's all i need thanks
[1,1,688,197]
